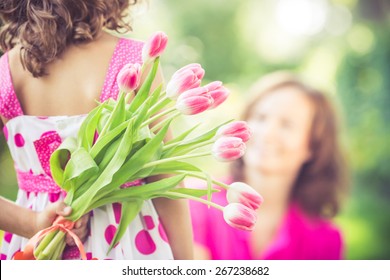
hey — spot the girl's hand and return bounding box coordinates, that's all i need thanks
[34,201,90,245]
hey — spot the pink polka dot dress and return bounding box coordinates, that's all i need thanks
[0,38,173,260]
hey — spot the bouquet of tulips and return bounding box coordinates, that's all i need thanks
[14,32,263,260]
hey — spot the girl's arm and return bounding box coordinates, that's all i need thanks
[0,196,89,244]
[152,194,194,259]
[0,196,69,238]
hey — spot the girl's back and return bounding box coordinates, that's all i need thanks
[7,32,119,117]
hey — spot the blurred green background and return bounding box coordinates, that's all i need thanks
[1,0,389,259]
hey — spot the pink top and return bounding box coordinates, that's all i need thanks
[190,184,344,260]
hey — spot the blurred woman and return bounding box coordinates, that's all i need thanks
[190,71,349,259]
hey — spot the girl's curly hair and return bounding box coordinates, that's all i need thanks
[0,0,139,77]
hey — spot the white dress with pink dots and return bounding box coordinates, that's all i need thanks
[0,38,173,260]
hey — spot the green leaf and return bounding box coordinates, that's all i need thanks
[107,92,126,131]
[78,104,104,150]
[98,92,126,138]
[139,161,201,178]
[133,126,152,143]
[107,199,144,254]
[61,147,99,192]
[162,119,233,158]
[96,137,121,169]
[69,118,135,220]
[128,58,160,113]
[88,174,186,210]
[133,85,162,129]
[90,119,131,160]
[97,107,112,133]
[156,187,220,200]
[49,137,78,187]
[90,123,172,205]
[164,123,201,146]
[148,85,165,113]
[107,120,170,189]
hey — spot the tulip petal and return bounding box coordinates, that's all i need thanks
[223,203,257,231]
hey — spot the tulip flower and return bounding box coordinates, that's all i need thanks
[142,31,168,63]
[166,63,205,100]
[212,136,246,162]
[175,87,213,115]
[216,121,252,143]
[204,81,230,109]
[226,182,263,210]
[116,63,141,92]
[223,203,257,231]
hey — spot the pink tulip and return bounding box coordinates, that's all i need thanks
[116,63,141,92]
[166,63,205,100]
[216,121,252,143]
[226,182,263,210]
[204,81,230,109]
[176,87,213,115]
[223,203,257,231]
[212,136,246,162]
[142,31,168,63]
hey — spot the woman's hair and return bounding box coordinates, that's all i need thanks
[0,0,140,77]
[231,71,349,218]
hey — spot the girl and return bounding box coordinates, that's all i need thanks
[190,71,349,260]
[0,0,192,260]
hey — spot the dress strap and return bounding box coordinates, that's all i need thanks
[0,53,24,120]
[99,38,144,103]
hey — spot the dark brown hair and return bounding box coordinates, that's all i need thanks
[231,71,349,218]
[0,0,140,77]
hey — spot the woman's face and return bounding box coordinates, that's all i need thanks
[244,86,314,175]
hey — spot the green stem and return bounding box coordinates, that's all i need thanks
[140,60,150,74]
[125,90,135,103]
[57,239,67,260]
[175,170,230,190]
[99,91,125,138]
[150,111,181,133]
[148,95,169,115]
[143,152,211,169]
[37,231,66,260]
[34,231,57,258]
[142,107,176,127]
[163,138,215,151]
[165,191,224,211]
[50,239,66,260]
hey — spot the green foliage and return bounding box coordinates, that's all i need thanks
[336,24,390,259]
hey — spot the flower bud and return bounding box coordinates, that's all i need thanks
[204,81,230,109]
[212,136,246,162]
[176,87,213,115]
[166,63,205,100]
[223,203,257,231]
[116,63,141,92]
[227,182,263,210]
[142,31,168,63]
[217,121,252,143]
